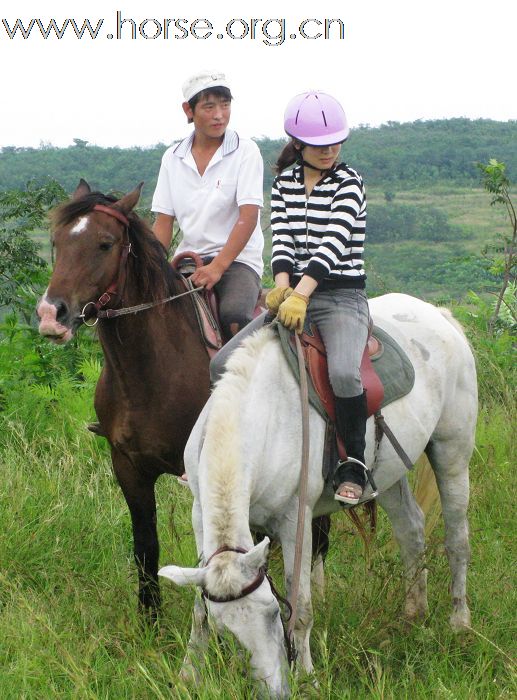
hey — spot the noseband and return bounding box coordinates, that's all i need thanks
[201,545,297,667]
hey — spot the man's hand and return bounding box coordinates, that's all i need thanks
[190,260,225,290]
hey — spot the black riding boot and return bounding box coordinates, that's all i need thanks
[333,392,368,495]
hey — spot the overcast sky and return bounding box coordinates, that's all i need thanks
[1,0,515,148]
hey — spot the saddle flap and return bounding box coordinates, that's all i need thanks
[290,324,385,419]
[171,251,265,358]
[171,253,224,358]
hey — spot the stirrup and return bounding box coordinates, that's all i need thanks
[335,457,378,500]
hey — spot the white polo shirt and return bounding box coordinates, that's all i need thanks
[152,129,264,277]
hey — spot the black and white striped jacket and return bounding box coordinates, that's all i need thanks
[270,162,366,288]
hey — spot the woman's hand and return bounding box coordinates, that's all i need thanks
[277,291,309,333]
[265,286,293,314]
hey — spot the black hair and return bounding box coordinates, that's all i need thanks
[188,86,233,112]
[275,139,302,174]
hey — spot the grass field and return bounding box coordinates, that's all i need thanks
[3,181,515,697]
[0,391,514,698]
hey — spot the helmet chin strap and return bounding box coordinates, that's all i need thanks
[297,148,336,176]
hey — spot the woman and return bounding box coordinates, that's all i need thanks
[266,91,371,505]
[209,90,372,505]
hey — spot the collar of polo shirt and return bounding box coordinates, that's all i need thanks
[173,129,240,159]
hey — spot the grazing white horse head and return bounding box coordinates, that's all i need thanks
[159,537,289,698]
[160,293,477,697]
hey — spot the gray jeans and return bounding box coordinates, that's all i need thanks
[210,260,261,340]
[210,287,370,397]
[308,288,369,398]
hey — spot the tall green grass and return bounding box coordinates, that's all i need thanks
[0,309,515,698]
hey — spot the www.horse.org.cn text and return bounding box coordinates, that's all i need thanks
[1,14,345,46]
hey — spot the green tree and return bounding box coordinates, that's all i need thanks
[0,178,67,318]
[477,159,516,329]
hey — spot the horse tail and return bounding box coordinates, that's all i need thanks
[414,456,441,536]
[438,306,470,342]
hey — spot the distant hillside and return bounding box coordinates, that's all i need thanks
[1,119,516,200]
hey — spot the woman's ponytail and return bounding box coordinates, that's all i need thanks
[275,140,301,174]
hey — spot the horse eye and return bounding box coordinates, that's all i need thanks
[99,242,113,251]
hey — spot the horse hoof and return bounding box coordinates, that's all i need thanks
[449,608,471,633]
[404,605,428,623]
[404,596,428,623]
[179,660,201,685]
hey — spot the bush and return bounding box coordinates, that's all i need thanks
[368,203,464,243]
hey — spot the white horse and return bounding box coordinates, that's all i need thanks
[159,293,477,698]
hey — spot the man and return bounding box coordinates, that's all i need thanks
[152,70,264,339]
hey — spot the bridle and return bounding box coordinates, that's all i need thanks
[201,545,297,667]
[78,204,202,326]
[201,546,267,604]
[78,204,132,325]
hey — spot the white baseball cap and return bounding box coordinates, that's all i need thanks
[182,70,230,102]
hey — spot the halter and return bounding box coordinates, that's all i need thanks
[201,546,266,604]
[201,545,297,667]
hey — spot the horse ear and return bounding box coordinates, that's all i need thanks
[73,179,91,200]
[241,537,270,570]
[158,564,207,587]
[114,182,144,215]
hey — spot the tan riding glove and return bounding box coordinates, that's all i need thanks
[277,291,309,333]
[265,286,293,314]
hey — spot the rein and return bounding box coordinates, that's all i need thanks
[80,285,204,325]
[201,545,297,667]
[286,333,311,650]
[77,205,204,326]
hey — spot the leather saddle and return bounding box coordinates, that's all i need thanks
[289,322,385,422]
[171,251,264,359]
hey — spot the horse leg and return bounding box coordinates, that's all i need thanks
[377,477,428,621]
[181,500,209,684]
[311,515,330,599]
[426,440,471,631]
[279,506,315,675]
[112,450,161,617]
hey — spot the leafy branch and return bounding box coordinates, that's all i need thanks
[477,159,516,331]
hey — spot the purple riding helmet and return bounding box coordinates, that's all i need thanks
[284,91,349,146]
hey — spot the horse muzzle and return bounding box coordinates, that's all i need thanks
[36,295,77,344]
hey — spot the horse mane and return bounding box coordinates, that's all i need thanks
[51,191,179,302]
[202,327,275,596]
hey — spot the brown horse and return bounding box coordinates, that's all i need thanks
[37,180,331,617]
[37,180,211,613]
